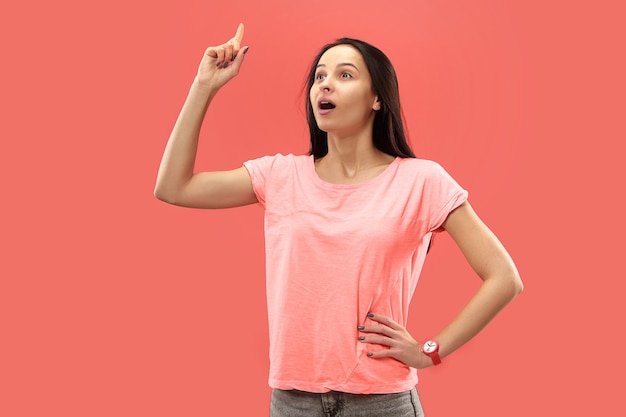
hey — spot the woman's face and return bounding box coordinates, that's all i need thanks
[310,45,380,136]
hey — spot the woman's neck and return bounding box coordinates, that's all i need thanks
[317,132,395,182]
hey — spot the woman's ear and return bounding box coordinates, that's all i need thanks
[373,97,381,111]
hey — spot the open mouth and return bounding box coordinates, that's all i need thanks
[319,101,336,110]
[318,100,336,114]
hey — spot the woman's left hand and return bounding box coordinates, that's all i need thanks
[358,313,434,369]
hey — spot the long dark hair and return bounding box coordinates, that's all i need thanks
[305,38,416,159]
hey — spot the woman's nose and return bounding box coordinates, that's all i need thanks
[319,78,332,92]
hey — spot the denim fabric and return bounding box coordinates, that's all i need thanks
[270,387,425,417]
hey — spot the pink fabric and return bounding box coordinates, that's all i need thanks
[243,154,468,394]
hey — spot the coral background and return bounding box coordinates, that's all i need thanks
[1,0,624,415]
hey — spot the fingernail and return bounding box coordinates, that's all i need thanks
[358,336,365,341]
[216,62,222,67]
[223,62,229,68]
[231,54,236,62]
[367,352,373,357]
[357,326,364,330]
[243,46,249,55]
[367,313,374,318]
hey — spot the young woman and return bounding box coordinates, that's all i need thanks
[155,23,523,417]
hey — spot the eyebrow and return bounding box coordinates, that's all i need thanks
[315,63,360,71]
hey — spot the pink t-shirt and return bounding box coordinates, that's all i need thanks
[243,153,468,394]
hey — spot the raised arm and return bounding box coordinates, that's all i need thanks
[154,23,257,209]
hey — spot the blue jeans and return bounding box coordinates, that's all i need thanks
[270,387,425,417]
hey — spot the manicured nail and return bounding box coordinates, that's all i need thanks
[216,62,222,67]
[367,313,374,318]
[243,46,249,55]
[358,336,365,341]
[357,326,364,330]
[231,54,236,61]
[223,62,229,68]
[367,352,373,357]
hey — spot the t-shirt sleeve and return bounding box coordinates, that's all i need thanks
[242,153,283,208]
[424,162,469,232]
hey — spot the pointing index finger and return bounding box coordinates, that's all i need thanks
[233,22,244,46]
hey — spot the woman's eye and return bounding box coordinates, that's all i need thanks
[341,72,353,78]
[315,73,326,80]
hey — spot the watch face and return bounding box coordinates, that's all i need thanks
[423,341,438,353]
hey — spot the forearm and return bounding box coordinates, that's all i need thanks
[154,80,218,200]
[435,271,522,359]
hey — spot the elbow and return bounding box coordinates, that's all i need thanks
[494,258,524,298]
[485,267,523,301]
[512,274,524,297]
[508,269,524,298]
[516,273,524,294]
[153,184,178,205]
[153,184,166,202]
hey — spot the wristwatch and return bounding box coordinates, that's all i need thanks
[421,340,442,365]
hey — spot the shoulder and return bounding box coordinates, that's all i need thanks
[243,153,311,179]
[396,157,466,197]
[244,152,300,166]
[246,153,309,165]
[396,157,450,178]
